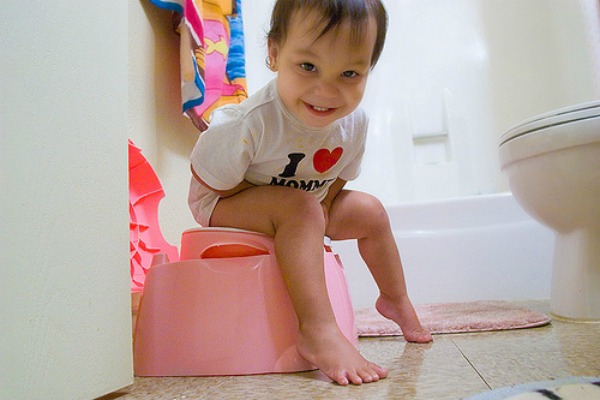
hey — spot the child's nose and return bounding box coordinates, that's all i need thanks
[312,79,339,99]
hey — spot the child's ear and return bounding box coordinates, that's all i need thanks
[267,38,279,71]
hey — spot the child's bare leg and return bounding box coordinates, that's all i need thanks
[210,186,388,385]
[327,190,432,343]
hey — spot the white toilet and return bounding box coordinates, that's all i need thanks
[499,101,600,322]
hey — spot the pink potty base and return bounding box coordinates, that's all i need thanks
[134,228,357,377]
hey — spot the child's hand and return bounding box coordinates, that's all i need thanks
[185,110,209,132]
[320,178,347,229]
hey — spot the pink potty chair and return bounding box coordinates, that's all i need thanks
[133,227,358,377]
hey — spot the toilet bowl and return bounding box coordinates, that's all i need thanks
[499,101,600,322]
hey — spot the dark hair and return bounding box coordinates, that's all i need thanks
[267,0,388,68]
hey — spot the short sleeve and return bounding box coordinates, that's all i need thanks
[190,107,255,191]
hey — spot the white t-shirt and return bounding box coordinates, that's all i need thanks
[188,79,368,226]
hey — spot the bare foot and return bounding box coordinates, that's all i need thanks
[376,296,433,343]
[296,323,388,385]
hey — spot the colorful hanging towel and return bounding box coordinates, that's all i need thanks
[149,0,248,131]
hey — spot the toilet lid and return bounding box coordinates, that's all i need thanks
[500,100,600,145]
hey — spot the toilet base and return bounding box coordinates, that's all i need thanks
[550,228,600,322]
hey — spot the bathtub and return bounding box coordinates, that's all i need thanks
[332,192,555,308]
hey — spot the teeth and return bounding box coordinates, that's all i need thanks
[312,106,329,112]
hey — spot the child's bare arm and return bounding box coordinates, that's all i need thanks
[190,164,255,198]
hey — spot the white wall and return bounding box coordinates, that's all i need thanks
[1,1,132,398]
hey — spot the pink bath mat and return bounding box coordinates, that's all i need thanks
[355,300,551,337]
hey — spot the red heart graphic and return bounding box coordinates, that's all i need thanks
[313,147,343,173]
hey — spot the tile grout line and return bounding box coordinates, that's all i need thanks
[450,337,492,390]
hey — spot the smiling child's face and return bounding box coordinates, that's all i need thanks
[268,10,377,128]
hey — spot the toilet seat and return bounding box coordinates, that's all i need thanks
[499,101,600,166]
[500,100,600,145]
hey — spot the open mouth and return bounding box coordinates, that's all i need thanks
[305,102,337,116]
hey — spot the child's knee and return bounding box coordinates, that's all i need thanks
[359,194,390,228]
[288,189,323,216]
[269,186,324,222]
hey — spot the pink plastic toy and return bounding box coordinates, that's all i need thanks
[129,140,179,292]
[133,227,357,377]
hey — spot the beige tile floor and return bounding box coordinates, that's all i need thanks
[107,301,600,400]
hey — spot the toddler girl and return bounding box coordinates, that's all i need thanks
[189,0,432,386]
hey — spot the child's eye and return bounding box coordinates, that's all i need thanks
[300,63,317,72]
[342,70,358,78]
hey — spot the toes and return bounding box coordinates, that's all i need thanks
[347,371,363,385]
[335,375,350,386]
[328,369,351,386]
[371,364,389,379]
[405,327,433,343]
[361,372,378,383]
[414,329,433,343]
[355,365,387,385]
[333,369,379,386]
[362,374,374,383]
